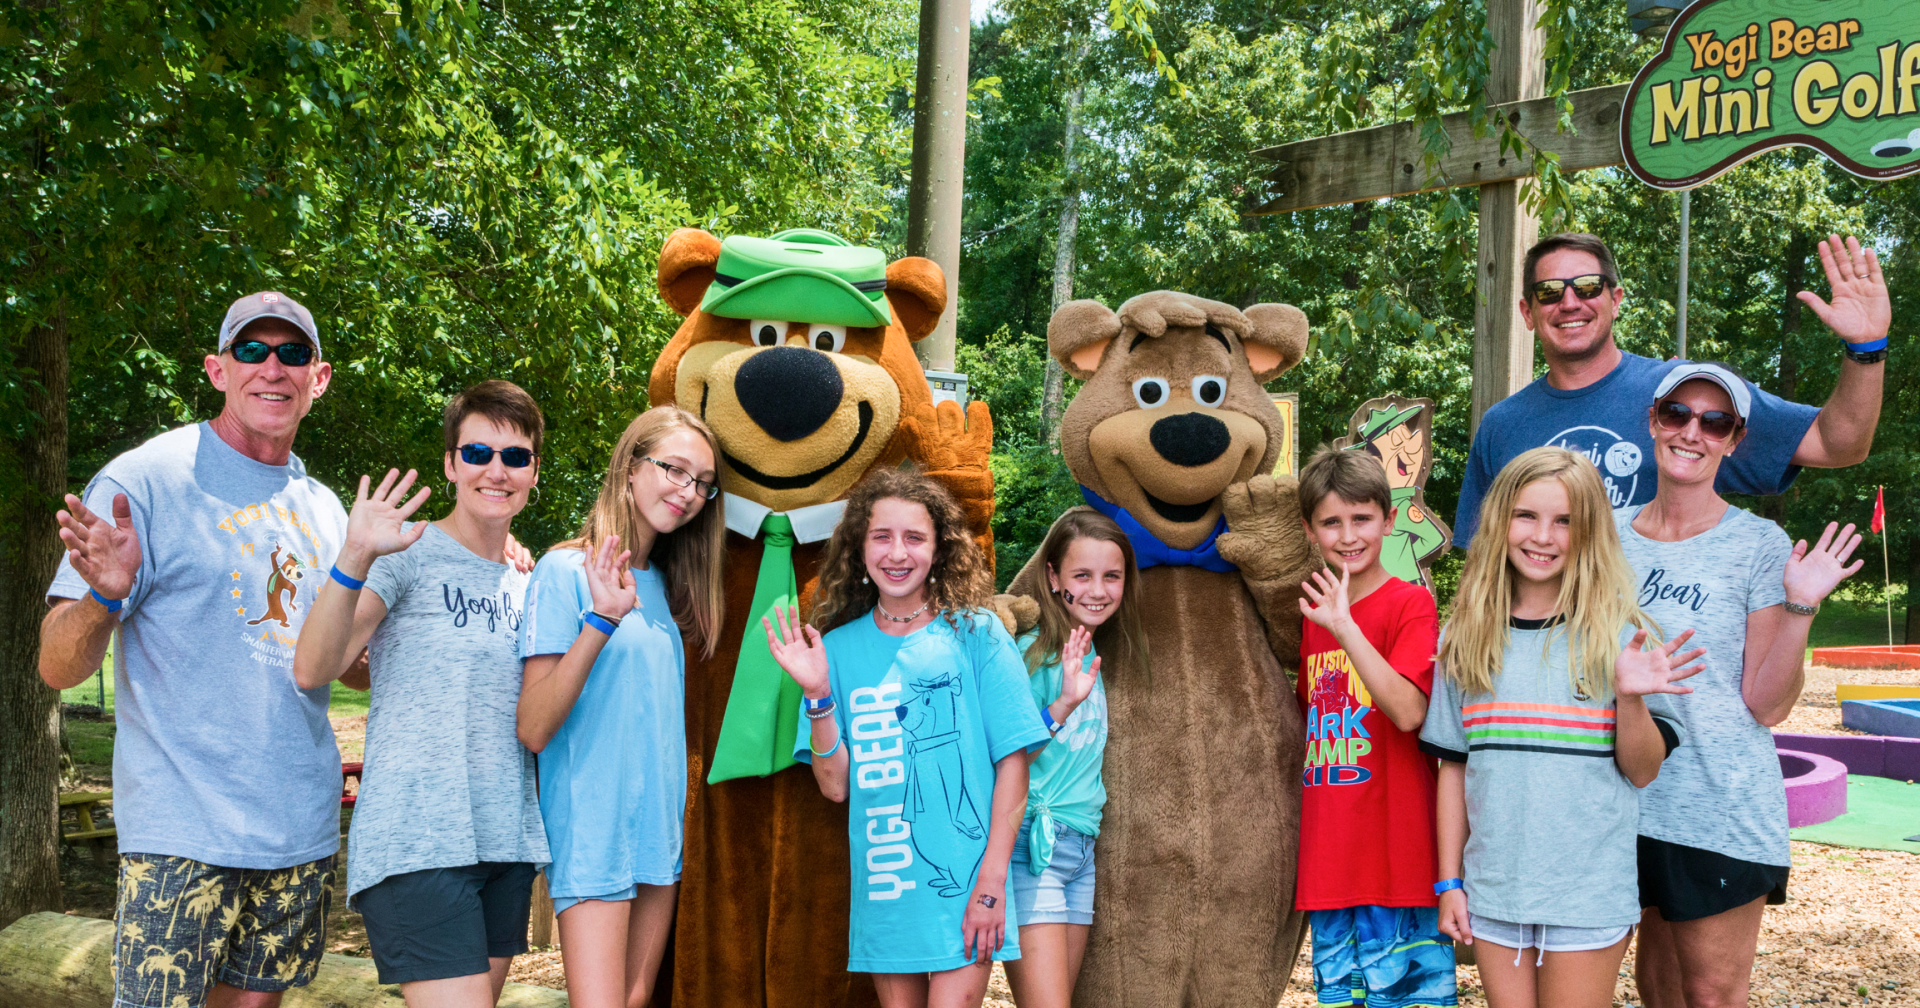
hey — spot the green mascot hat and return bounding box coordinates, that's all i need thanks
[698,228,891,328]
[1348,402,1425,448]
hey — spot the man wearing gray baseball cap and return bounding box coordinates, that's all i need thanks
[40,291,349,1008]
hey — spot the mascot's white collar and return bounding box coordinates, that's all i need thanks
[723,493,848,545]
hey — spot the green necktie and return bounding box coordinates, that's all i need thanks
[707,513,805,783]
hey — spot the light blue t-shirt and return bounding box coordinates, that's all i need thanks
[796,610,1050,973]
[520,548,685,897]
[1454,351,1818,547]
[1014,630,1108,874]
[47,423,347,870]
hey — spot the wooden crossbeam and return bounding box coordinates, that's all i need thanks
[1249,83,1629,215]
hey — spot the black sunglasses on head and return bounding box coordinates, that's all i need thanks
[1530,274,1613,305]
[457,443,537,468]
[1654,400,1742,440]
[228,339,316,366]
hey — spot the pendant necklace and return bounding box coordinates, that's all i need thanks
[876,599,930,624]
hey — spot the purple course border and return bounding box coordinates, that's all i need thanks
[1773,732,1920,781]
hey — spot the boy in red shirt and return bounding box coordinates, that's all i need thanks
[1295,446,1454,1008]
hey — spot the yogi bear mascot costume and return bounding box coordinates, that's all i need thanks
[1009,290,1320,1006]
[648,227,994,1008]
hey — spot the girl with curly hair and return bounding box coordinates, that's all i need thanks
[763,467,1049,1008]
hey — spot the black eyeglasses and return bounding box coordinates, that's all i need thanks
[457,443,537,468]
[1530,274,1612,305]
[644,457,719,499]
[1654,401,1742,440]
[228,339,316,366]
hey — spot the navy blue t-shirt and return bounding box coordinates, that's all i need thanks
[1452,352,1818,546]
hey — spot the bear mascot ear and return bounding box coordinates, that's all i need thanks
[1241,303,1309,382]
[657,228,724,318]
[885,257,948,342]
[1048,299,1122,380]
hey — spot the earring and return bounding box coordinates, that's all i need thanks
[446,481,456,500]
[862,575,869,584]
[530,484,541,505]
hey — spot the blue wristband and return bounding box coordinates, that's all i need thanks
[809,733,843,759]
[329,565,366,591]
[1041,705,1062,733]
[1848,335,1890,353]
[804,695,834,713]
[1434,878,1464,895]
[89,587,124,613]
[583,610,621,637]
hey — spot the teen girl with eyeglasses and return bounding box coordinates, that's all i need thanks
[295,380,551,1006]
[1614,364,1863,1008]
[516,406,726,1008]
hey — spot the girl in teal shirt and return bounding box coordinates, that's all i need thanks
[765,468,1048,1008]
[1006,511,1146,1008]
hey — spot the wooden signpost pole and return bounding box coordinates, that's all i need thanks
[1472,0,1546,431]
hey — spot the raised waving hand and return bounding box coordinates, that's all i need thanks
[340,469,432,569]
[1615,628,1706,698]
[584,534,637,619]
[763,604,830,699]
[1784,521,1865,609]
[1056,625,1101,712]
[57,492,142,602]
[1797,235,1890,345]
[1298,562,1356,633]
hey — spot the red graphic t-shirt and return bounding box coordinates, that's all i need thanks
[1294,575,1441,910]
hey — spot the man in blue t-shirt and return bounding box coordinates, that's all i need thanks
[1454,232,1890,546]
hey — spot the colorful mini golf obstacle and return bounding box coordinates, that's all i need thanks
[1777,749,1849,827]
[1775,731,1920,853]
[1841,698,1920,738]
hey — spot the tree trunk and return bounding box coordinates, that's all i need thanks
[0,306,70,929]
[1039,33,1091,450]
[1763,230,1808,528]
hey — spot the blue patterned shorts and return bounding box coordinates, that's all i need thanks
[1308,905,1458,1008]
[112,852,333,1008]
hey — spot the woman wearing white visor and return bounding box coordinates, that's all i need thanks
[1613,361,1863,1008]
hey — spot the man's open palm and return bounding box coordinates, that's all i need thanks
[58,492,141,600]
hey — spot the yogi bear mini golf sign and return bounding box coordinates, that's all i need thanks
[1623,0,1920,189]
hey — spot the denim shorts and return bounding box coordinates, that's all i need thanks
[1009,818,1096,926]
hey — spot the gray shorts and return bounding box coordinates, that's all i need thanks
[1468,912,1633,966]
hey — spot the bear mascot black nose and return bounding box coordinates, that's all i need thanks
[735,346,844,442]
[1149,411,1232,467]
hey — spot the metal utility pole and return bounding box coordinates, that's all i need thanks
[906,0,969,371]
[1676,189,1690,359]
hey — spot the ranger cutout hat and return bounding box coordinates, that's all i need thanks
[698,229,890,328]
[1348,402,1425,447]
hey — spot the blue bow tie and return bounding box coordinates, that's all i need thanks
[1079,486,1238,573]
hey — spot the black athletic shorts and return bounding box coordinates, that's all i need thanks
[1638,836,1788,922]
[355,861,538,984]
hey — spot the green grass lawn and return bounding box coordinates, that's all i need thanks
[58,643,370,720]
[1808,589,1907,652]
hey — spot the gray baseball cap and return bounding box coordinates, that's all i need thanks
[1653,362,1750,420]
[219,291,320,357]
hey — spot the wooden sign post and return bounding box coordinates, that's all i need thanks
[1251,0,1634,432]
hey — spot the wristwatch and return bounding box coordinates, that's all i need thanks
[1783,600,1819,616]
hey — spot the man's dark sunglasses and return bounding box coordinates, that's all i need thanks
[1530,274,1612,305]
[228,339,316,366]
[645,456,720,499]
[457,443,537,468]
[1654,400,1742,440]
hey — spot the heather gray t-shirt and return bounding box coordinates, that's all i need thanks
[1421,620,1685,928]
[47,423,347,869]
[1615,504,1792,866]
[348,523,548,900]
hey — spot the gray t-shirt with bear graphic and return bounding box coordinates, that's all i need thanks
[348,523,548,900]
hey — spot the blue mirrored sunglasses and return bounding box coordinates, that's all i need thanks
[228,339,315,366]
[457,443,537,468]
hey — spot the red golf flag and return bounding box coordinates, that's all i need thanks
[1872,486,1885,534]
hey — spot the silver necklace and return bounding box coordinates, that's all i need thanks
[876,600,930,624]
